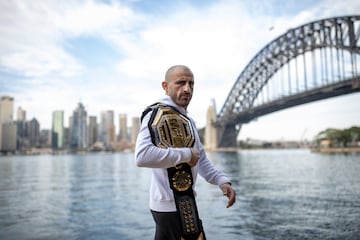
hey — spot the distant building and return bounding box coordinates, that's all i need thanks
[100,110,115,147]
[27,118,40,147]
[0,96,16,152]
[17,106,26,121]
[40,129,51,148]
[131,117,140,145]
[67,116,73,148]
[63,127,71,149]
[52,111,64,149]
[71,103,88,150]
[0,96,14,122]
[119,113,128,143]
[1,122,17,153]
[16,120,28,150]
[88,116,98,146]
[16,106,28,150]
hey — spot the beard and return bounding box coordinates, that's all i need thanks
[176,94,192,108]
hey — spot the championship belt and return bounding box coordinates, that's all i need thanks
[147,104,205,240]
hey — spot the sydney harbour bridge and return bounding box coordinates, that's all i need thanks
[210,15,360,148]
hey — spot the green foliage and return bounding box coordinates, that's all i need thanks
[314,126,360,147]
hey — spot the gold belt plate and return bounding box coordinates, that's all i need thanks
[150,107,195,148]
[172,170,192,192]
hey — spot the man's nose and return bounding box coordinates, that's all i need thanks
[183,83,191,92]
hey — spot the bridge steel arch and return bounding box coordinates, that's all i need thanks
[216,15,360,148]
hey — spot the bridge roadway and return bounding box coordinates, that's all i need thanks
[231,78,359,124]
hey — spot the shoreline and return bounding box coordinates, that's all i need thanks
[2,147,360,156]
[310,147,360,153]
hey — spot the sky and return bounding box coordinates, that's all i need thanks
[0,0,359,142]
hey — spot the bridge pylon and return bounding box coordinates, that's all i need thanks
[216,123,239,148]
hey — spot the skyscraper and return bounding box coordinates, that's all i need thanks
[17,106,26,121]
[52,110,64,149]
[27,118,40,147]
[1,122,17,152]
[0,96,14,123]
[0,96,16,152]
[131,117,140,145]
[100,110,115,147]
[71,103,87,150]
[88,116,98,146]
[119,113,128,143]
[16,106,27,150]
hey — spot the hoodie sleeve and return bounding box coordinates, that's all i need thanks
[197,146,230,186]
[188,117,230,186]
[135,110,192,168]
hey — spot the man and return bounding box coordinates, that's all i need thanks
[135,65,236,240]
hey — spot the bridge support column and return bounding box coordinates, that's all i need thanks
[218,123,238,148]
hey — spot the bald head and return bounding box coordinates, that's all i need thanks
[162,65,194,109]
[165,65,193,82]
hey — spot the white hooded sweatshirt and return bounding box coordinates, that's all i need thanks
[135,95,230,212]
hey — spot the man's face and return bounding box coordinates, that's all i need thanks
[162,67,194,109]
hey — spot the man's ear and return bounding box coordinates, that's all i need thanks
[161,81,167,91]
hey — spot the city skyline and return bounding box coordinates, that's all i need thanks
[0,95,141,152]
[6,97,138,132]
[1,0,360,141]
[3,94,360,144]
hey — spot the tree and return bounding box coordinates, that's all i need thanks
[314,126,360,147]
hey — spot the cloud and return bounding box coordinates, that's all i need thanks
[0,1,82,78]
[1,44,84,78]
[54,1,143,36]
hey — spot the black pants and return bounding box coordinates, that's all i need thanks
[150,210,206,240]
[151,210,182,240]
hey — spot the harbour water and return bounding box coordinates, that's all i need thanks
[0,149,359,240]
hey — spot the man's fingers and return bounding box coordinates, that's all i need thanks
[188,148,200,167]
[224,189,236,208]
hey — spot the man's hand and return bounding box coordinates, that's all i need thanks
[188,148,200,167]
[220,183,236,208]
